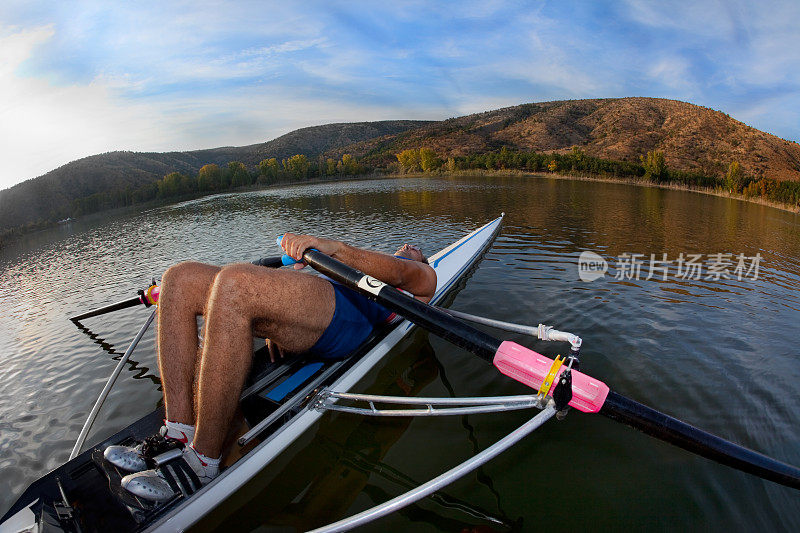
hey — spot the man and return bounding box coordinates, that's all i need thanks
[104,234,437,501]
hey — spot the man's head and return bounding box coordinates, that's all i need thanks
[394,243,427,263]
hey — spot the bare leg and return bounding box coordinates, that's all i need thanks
[157,261,220,425]
[192,264,336,458]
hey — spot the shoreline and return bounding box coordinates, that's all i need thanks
[3,170,798,247]
[412,169,800,215]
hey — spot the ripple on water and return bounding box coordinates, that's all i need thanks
[1,176,799,530]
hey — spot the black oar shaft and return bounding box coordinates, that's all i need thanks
[301,248,800,491]
[70,296,144,322]
[251,255,285,268]
[600,391,800,489]
[304,250,500,360]
[70,256,284,322]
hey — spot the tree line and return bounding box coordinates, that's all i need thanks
[72,153,367,216]
[50,145,800,224]
[394,146,800,208]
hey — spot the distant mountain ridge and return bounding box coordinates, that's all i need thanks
[0,120,430,236]
[2,97,800,239]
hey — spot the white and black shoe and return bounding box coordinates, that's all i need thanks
[104,426,190,472]
[120,446,219,502]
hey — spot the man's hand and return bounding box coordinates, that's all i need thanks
[280,233,342,269]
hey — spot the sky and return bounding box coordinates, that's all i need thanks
[1,0,799,191]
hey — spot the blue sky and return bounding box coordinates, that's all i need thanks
[1,0,799,190]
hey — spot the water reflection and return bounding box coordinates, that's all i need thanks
[1,176,799,530]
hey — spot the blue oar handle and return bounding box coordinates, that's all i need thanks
[276,236,318,266]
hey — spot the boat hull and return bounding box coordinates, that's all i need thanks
[1,216,504,533]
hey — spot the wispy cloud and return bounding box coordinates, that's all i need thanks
[1,0,799,190]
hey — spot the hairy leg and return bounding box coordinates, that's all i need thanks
[192,264,335,457]
[157,261,220,425]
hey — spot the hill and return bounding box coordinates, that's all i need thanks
[3,97,800,241]
[324,98,800,181]
[0,120,430,236]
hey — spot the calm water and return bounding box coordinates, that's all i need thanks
[1,176,799,531]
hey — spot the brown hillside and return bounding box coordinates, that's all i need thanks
[328,98,800,181]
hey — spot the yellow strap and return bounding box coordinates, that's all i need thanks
[537,355,563,397]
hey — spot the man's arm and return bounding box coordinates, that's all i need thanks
[280,233,437,302]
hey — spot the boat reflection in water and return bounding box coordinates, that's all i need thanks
[198,334,518,533]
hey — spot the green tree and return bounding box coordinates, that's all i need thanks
[228,161,251,187]
[419,147,440,172]
[340,154,363,175]
[498,146,512,169]
[641,150,668,182]
[258,158,279,183]
[725,161,744,193]
[157,172,192,198]
[284,154,310,179]
[396,149,421,172]
[571,146,587,170]
[157,173,174,198]
[326,158,337,176]
[197,164,221,191]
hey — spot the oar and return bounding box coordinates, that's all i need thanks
[69,256,285,322]
[70,292,156,322]
[296,247,800,490]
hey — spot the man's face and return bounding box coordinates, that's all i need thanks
[395,243,425,262]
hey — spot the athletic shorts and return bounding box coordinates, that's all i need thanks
[308,282,395,359]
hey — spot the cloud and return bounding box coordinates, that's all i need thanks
[0,23,54,76]
[0,20,444,190]
[1,1,800,190]
[0,25,181,188]
[647,57,695,91]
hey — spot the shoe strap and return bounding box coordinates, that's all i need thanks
[160,457,203,497]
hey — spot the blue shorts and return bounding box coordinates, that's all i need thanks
[308,282,395,359]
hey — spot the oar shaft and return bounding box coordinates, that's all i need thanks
[600,391,800,489]
[70,296,144,322]
[70,256,283,322]
[300,248,800,490]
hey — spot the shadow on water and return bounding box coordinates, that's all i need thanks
[71,320,162,388]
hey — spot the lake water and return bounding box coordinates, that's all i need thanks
[1,175,799,531]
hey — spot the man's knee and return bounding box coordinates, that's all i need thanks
[210,264,271,310]
[163,261,207,282]
[162,262,218,301]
